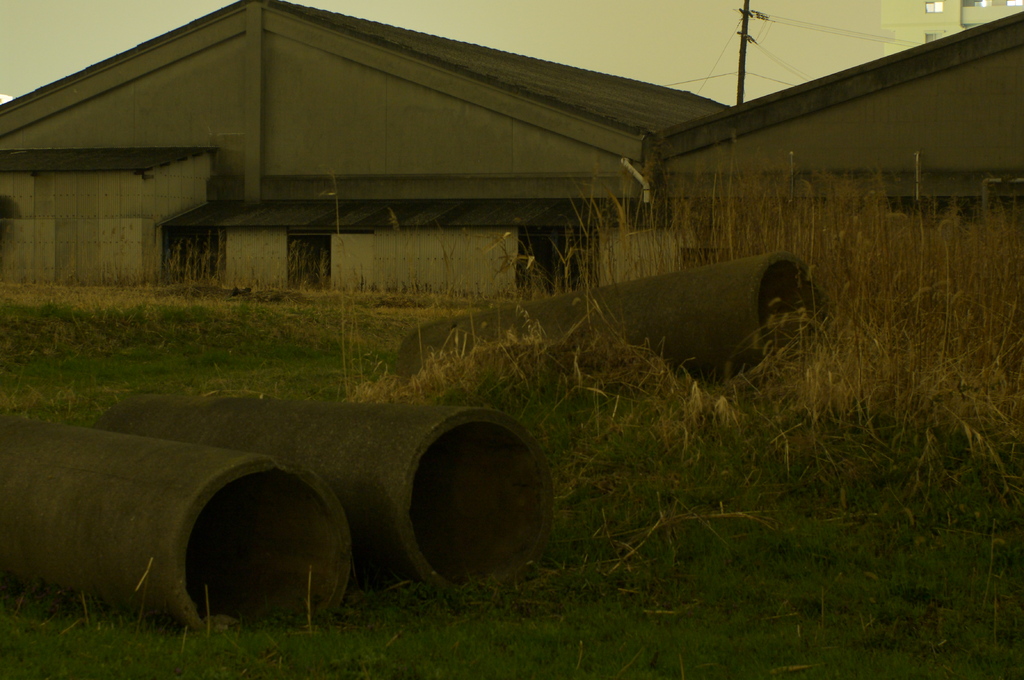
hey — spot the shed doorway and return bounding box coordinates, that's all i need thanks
[164,228,224,284]
[288,233,331,288]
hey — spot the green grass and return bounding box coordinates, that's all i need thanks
[0,298,404,425]
[1,291,1022,679]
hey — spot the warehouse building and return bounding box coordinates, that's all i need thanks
[658,11,1024,202]
[3,2,1022,290]
[0,0,722,290]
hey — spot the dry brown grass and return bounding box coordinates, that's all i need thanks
[5,172,1023,455]
[356,173,1024,467]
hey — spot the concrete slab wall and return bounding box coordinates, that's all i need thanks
[374,226,517,295]
[331,232,374,290]
[261,32,625,182]
[262,33,387,176]
[225,226,288,287]
[0,157,208,283]
[330,227,517,294]
[0,219,54,282]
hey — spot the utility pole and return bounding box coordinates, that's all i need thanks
[736,0,752,106]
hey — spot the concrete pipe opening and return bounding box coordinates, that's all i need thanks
[0,415,350,629]
[756,259,824,352]
[94,397,553,586]
[186,469,344,619]
[409,422,547,583]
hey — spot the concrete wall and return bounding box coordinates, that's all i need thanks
[260,29,625,186]
[665,45,1024,179]
[225,226,288,288]
[0,155,209,283]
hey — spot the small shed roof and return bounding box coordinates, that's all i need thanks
[0,147,215,172]
[163,199,581,230]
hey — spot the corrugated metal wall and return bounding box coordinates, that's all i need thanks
[599,228,698,284]
[330,227,517,294]
[225,226,288,287]
[0,155,209,283]
[331,232,374,290]
[334,227,517,295]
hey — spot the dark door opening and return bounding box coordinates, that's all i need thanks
[288,234,331,288]
[164,228,224,284]
[516,227,589,292]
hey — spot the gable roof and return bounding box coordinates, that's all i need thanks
[4,0,725,137]
[271,1,725,132]
[0,147,214,172]
[658,10,1024,158]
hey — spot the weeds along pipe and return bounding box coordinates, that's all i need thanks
[95,397,553,586]
[0,415,350,629]
[397,251,827,378]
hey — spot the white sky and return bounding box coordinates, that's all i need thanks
[0,0,888,106]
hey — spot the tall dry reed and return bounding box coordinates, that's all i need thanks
[588,172,1024,457]
[372,173,1023,496]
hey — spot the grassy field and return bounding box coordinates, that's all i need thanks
[2,183,1023,678]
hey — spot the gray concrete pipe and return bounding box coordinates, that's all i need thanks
[94,397,553,586]
[0,415,351,629]
[397,251,827,378]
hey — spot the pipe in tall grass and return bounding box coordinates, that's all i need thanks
[397,251,826,378]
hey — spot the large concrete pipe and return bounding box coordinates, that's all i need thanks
[0,415,350,629]
[95,397,553,587]
[397,251,827,378]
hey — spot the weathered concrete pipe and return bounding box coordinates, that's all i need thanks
[95,397,553,586]
[0,415,350,629]
[397,251,827,378]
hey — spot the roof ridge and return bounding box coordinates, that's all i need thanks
[270,0,711,97]
[268,1,724,132]
[2,0,724,134]
[658,8,1024,149]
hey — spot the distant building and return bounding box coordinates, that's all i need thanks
[0,0,721,290]
[882,0,1024,54]
[2,0,1023,290]
[661,11,1024,203]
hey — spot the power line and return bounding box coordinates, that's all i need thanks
[754,13,922,47]
[667,7,916,97]
[665,72,738,87]
[664,71,796,89]
[751,42,811,82]
[695,18,743,97]
[745,72,798,87]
